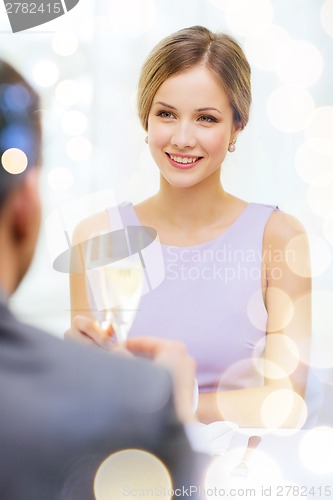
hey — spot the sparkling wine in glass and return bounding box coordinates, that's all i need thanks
[97,258,144,343]
[84,232,144,344]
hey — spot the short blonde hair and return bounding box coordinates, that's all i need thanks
[137,25,251,132]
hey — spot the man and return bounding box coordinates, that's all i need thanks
[0,60,206,499]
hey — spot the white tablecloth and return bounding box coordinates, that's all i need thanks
[203,427,333,499]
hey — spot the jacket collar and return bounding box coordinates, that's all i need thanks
[0,285,8,306]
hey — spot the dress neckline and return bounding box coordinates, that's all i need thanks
[124,201,252,250]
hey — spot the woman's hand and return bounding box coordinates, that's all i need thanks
[65,315,115,350]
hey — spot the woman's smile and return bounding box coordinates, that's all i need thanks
[166,152,203,169]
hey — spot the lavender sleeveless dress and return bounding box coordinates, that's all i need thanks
[107,202,277,393]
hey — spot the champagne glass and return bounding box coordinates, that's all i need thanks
[84,232,144,344]
[98,258,144,343]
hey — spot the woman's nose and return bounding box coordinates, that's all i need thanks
[171,122,197,149]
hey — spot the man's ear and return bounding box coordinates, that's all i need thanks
[10,169,40,243]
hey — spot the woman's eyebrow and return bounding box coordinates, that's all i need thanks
[196,107,222,115]
[153,101,177,109]
[153,102,222,115]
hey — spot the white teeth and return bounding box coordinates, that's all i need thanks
[169,155,199,164]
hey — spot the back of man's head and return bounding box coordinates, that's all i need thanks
[0,59,41,211]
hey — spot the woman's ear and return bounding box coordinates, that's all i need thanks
[233,120,243,137]
[230,122,242,148]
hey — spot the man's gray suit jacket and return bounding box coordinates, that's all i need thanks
[0,302,205,499]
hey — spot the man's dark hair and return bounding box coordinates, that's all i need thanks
[0,59,41,209]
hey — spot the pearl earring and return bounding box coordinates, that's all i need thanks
[228,140,236,153]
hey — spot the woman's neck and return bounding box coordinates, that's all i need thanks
[135,174,247,246]
[152,175,230,230]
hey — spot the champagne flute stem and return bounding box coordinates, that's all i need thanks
[115,324,128,344]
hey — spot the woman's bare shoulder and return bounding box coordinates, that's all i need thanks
[264,210,308,247]
[133,196,157,225]
[72,211,110,244]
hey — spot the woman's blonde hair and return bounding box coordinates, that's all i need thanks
[137,25,251,131]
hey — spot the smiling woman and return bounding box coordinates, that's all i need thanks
[68,26,312,429]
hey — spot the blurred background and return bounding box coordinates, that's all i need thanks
[0,0,332,422]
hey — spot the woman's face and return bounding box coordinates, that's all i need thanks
[147,64,239,189]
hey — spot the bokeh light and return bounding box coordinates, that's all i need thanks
[299,426,333,474]
[2,83,32,112]
[321,0,333,38]
[253,334,299,378]
[225,0,274,37]
[94,449,172,500]
[286,230,331,278]
[246,289,267,331]
[284,293,312,368]
[47,167,74,192]
[307,171,333,217]
[294,141,333,184]
[285,233,311,278]
[52,31,78,56]
[267,86,315,133]
[55,80,80,106]
[275,40,324,88]
[217,359,272,423]
[265,288,294,332]
[244,25,291,71]
[304,106,333,154]
[107,0,156,37]
[1,148,28,174]
[260,389,307,429]
[205,447,281,491]
[253,358,290,383]
[66,136,92,161]
[32,60,59,88]
[61,111,88,136]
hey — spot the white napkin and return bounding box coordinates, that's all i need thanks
[197,421,238,454]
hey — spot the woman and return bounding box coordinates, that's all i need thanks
[68,26,311,427]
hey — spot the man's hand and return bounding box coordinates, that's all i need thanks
[66,321,197,422]
[125,337,197,424]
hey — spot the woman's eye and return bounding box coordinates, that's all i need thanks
[157,111,174,119]
[198,115,218,123]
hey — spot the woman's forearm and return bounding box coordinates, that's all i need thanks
[197,385,306,428]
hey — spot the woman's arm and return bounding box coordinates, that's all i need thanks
[67,211,113,344]
[197,211,312,427]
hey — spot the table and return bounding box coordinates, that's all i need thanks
[203,427,333,499]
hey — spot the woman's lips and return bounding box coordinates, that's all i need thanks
[166,153,203,169]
